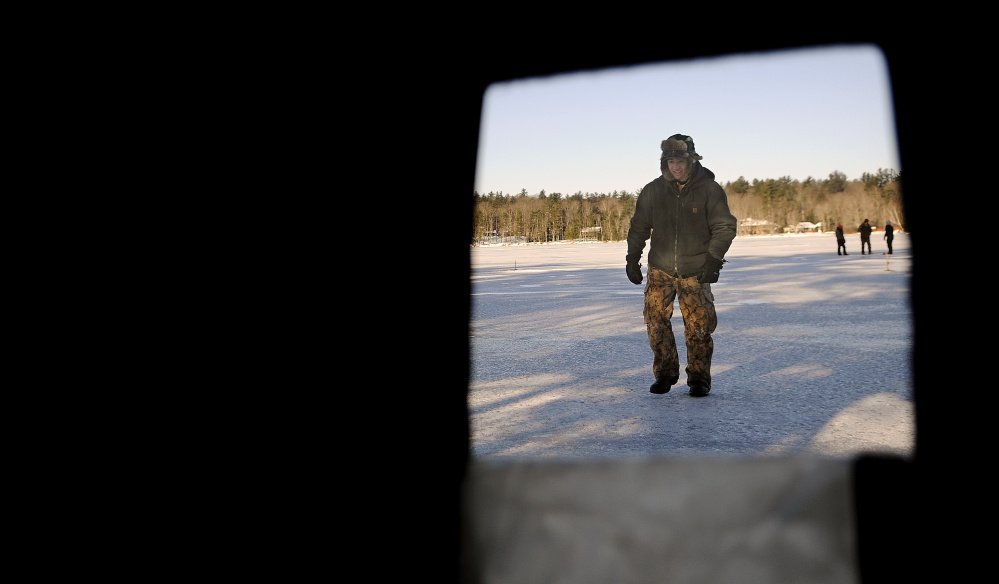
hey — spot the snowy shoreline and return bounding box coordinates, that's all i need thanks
[474,230,904,248]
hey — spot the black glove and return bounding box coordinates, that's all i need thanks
[626,254,643,285]
[697,255,724,284]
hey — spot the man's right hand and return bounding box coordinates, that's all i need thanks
[626,262,643,285]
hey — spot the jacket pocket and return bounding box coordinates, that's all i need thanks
[686,200,710,243]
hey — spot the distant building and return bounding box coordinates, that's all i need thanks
[739,218,776,236]
[786,222,823,233]
[580,226,601,241]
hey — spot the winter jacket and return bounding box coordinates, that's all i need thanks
[627,162,737,277]
[859,222,872,240]
[836,226,845,243]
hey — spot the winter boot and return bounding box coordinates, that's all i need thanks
[650,374,678,394]
[688,382,710,397]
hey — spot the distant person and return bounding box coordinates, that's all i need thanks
[858,218,873,255]
[836,223,848,255]
[884,220,894,254]
[626,134,737,397]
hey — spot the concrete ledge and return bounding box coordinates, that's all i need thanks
[465,457,856,584]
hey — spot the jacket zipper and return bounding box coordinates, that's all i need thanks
[673,183,682,274]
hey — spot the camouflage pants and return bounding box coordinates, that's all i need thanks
[643,265,717,388]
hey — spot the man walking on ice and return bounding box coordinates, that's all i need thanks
[626,134,737,397]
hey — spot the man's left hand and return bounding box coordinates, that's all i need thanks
[698,255,724,284]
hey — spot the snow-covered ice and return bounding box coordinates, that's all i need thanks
[469,232,913,460]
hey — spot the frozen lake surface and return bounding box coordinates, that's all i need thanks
[469,232,913,460]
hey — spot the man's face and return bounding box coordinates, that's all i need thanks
[667,158,688,180]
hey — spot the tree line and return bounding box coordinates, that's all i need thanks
[472,169,902,245]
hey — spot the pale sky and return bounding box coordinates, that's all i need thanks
[474,44,900,197]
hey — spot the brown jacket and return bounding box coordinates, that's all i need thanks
[627,162,737,277]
